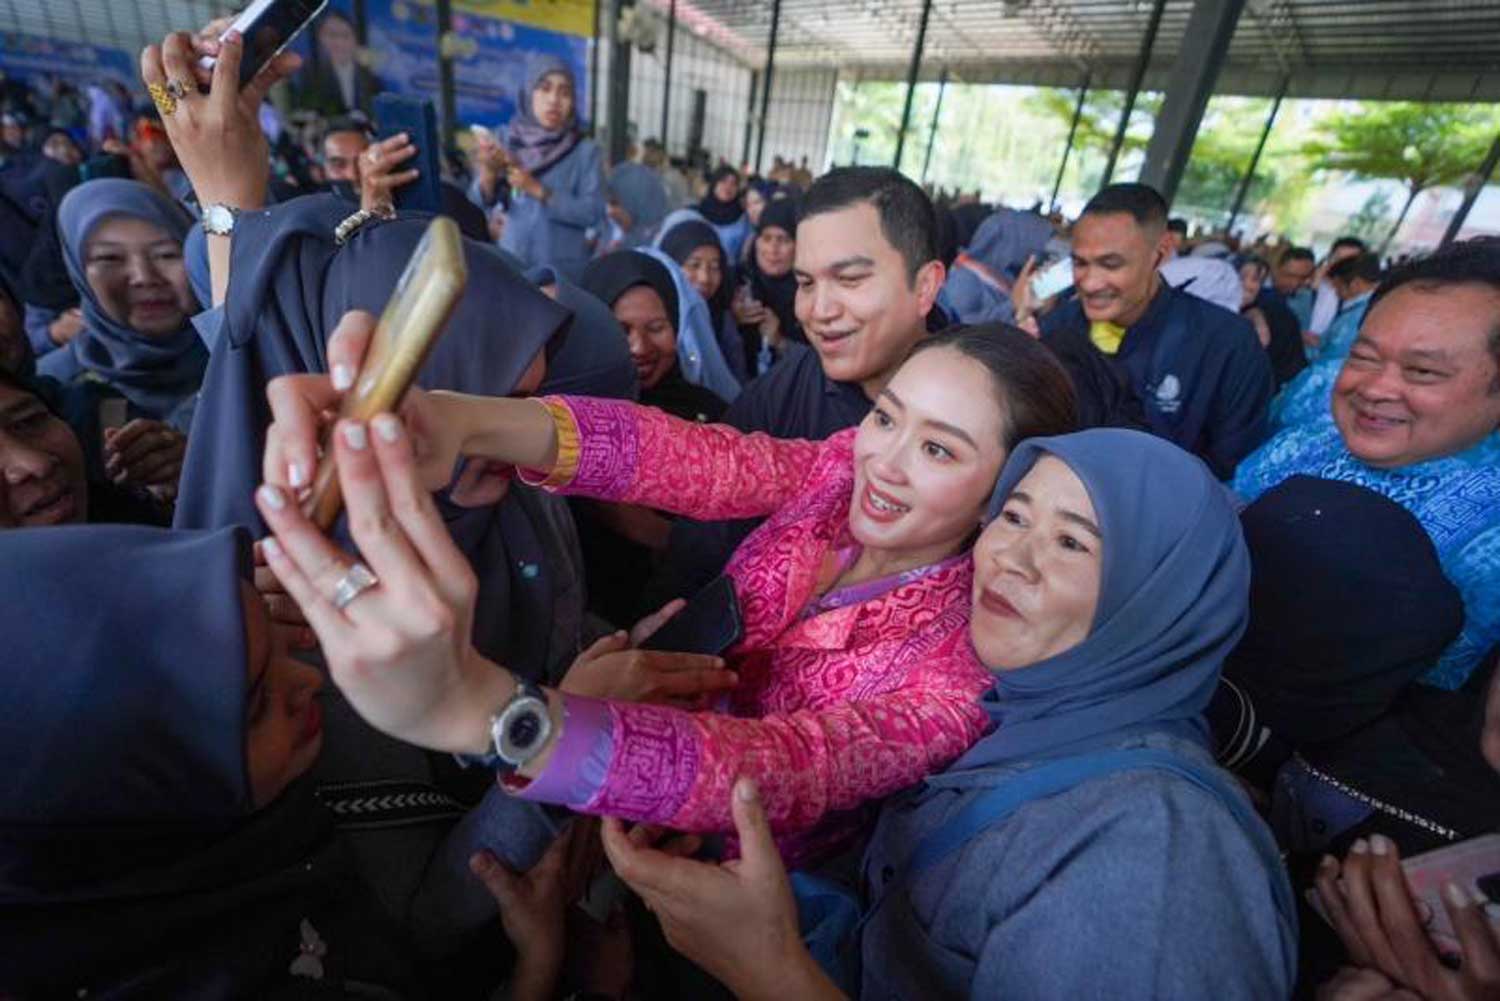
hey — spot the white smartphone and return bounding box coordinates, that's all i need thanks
[199,0,330,87]
[1030,256,1075,302]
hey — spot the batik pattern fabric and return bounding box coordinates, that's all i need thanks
[516,396,993,865]
[1268,356,1340,431]
[1234,422,1500,690]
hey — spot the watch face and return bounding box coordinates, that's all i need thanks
[204,205,235,233]
[497,696,551,764]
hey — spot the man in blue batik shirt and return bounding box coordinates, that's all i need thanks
[1235,238,1500,691]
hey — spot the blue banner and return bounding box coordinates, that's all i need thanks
[310,0,590,129]
[0,32,137,93]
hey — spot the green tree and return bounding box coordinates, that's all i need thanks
[1303,102,1500,251]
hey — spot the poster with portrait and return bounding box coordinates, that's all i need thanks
[300,0,592,129]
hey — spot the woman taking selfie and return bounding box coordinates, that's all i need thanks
[257,324,1078,865]
[602,429,1300,1001]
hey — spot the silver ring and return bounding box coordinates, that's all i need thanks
[332,562,378,611]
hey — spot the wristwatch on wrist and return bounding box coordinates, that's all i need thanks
[200,203,241,236]
[461,679,554,773]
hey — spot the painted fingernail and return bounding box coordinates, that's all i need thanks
[261,536,282,559]
[1446,881,1469,908]
[1318,854,1338,871]
[373,413,401,442]
[1351,838,1369,854]
[288,462,307,488]
[331,363,354,391]
[342,422,367,451]
[735,778,756,802]
[258,484,286,511]
[1471,885,1491,907]
[1370,834,1391,856]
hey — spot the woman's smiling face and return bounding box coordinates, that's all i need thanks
[970,456,1103,672]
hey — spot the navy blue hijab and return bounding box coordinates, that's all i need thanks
[0,526,400,994]
[52,178,206,418]
[955,428,1251,767]
[173,194,572,671]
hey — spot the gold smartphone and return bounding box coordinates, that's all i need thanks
[304,216,468,530]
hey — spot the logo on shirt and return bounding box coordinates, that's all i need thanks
[1153,374,1183,414]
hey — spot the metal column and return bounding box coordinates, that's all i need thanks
[753,0,782,173]
[606,0,634,165]
[892,0,934,172]
[742,71,759,167]
[920,66,948,184]
[352,0,368,45]
[1441,131,1500,247]
[659,0,676,146]
[1225,79,1285,233]
[435,0,458,138]
[1139,0,1246,202]
[589,0,602,135]
[1100,0,1165,188]
[1050,73,1091,213]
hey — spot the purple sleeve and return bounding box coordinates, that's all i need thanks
[505,694,614,808]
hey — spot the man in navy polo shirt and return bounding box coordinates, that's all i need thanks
[1032,183,1273,479]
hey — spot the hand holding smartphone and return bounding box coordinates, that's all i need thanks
[1029,256,1075,303]
[200,0,329,87]
[304,216,468,530]
[373,94,444,215]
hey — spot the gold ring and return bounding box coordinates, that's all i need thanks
[165,78,193,101]
[147,82,177,116]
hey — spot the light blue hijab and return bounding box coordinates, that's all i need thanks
[956,428,1251,767]
[50,178,206,418]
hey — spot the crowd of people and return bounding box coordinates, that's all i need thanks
[2,12,1499,1001]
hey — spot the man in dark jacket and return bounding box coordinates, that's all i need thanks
[1035,184,1273,479]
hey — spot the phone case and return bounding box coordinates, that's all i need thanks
[304,216,467,530]
[1399,834,1500,957]
[373,94,444,215]
[640,575,744,656]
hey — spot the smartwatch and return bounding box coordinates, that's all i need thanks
[464,679,553,774]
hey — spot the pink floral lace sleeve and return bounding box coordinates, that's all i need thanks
[518,395,827,520]
[577,607,989,835]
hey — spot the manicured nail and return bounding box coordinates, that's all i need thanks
[331,363,354,391]
[261,536,282,559]
[288,462,307,488]
[258,484,286,511]
[224,29,240,43]
[1351,838,1369,854]
[341,422,367,451]
[1370,834,1391,856]
[1446,881,1469,908]
[373,413,401,442]
[1471,885,1490,907]
[1318,854,1338,871]
[735,778,756,802]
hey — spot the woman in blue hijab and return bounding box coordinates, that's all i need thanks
[600,428,1300,1000]
[495,55,605,282]
[173,191,581,679]
[0,524,394,995]
[36,177,204,499]
[938,206,1054,326]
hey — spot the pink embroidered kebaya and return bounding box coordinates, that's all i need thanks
[512,396,993,866]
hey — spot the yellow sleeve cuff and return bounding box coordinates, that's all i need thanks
[534,397,581,489]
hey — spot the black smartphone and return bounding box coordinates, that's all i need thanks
[373,94,444,215]
[640,576,744,656]
[202,0,329,87]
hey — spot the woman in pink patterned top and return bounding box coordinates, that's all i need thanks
[257,325,1078,865]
